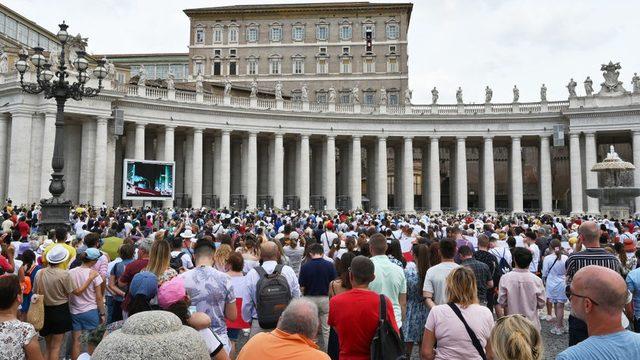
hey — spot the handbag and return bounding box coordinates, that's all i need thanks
[447,303,487,360]
[26,271,45,331]
[370,294,405,360]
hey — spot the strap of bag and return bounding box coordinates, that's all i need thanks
[549,256,560,272]
[379,294,386,322]
[273,264,284,276]
[255,266,267,278]
[447,303,487,360]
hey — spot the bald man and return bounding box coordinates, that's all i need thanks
[242,241,301,338]
[565,221,623,345]
[557,265,640,360]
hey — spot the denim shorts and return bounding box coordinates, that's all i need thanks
[227,328,241,341]
[72,309,100,331]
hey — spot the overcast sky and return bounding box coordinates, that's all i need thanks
[5,0,640,103]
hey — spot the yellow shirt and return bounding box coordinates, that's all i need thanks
[236,328,329,360]
[41,243,77,270]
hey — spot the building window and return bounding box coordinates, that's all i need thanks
[316,24,329,41]
[339,25,352,40]
[317,59,328,74]
[213,61,221,76]
[28,30,37,48]
[248,59,258,75]
[291,90,302,102]
[340,59,351,74]
[214,49,221,57]
[292,26,305,41]
[194,62,204,76]
[195,28,204,44]
[270,27,282,42]
[386,23,399,40]
[5,17,16,39]
[213,27,222,43]
[229,28,238,43]
[293,59,304,74]
[17,23,27,44]
[229,61,237,76]
[342,47,350,55]
[389,45,397,53]
[340,92,351,104]
[156,65,168,79]
[269,58,281,74]
[247,27,258,42]
[388,92,399,105]
[364,92,375,105]
[363,58,375,73]
[316,92,327,104]
[362,23,375,39]
[117,72,125,84]
[319,46,327,55]
[387,58,398,73]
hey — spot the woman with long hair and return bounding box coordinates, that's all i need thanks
[237,233,260,273]
[145,239,176,285]
[541,239,568,335]
[213,244,232,272]
[403,244,431,357]
[421,267,494,360]
[490,314,543,360]
[386,238,407,268]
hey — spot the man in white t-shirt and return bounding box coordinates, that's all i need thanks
[423,238,460,308]
[524,231,541,273]
[489,233,513,267]
[320,222,338,255]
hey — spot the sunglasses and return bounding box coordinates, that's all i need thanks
[565,285,599,305]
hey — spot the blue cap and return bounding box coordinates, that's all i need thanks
[129,271,158,299]
[85,248,101,261]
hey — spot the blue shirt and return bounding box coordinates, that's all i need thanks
[556,330,640,360]
[298,258,337,296]
[626,268,640,318]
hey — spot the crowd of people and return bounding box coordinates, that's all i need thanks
[1,201,640,359]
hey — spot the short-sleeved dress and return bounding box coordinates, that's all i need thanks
[0,320,37,360]
[403,262,429,342]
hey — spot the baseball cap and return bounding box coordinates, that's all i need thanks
[129,271,158,299]
[85,248,102,261]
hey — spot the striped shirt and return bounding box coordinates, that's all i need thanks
[565,248,622,285]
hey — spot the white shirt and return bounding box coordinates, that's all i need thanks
[489,246,512,268]
[320,231,338,254]
[241,260,300,323]
[526,243,541,273]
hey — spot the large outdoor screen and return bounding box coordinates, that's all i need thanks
[123,159,175,200]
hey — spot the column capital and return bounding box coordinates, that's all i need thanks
[248,131,258,138]
[403,136,413,141]
[583,131,596,137]
[274,132,284,139]
[483,135,494,141]
[300,133,310,140]
[430,136,440,142]
[164,124,177,130]
[221,129,231,136]
[135,122,146,129]
[569,132,580,139]
[193,127,204,134]
[456,135,466,141]
[326,134,336,140]
[96,116,109,125]
[511,135,522,141]
[378,136,387,141]
[352,135,362,141]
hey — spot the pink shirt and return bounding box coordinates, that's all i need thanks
[425,304,494,360]
[91,254,109,279]
[68,267,103,315]
[497,268,546,329]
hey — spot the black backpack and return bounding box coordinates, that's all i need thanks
[255,264,291,329]
[370,294,406,360]
[169,251,186,272]
[494,248,512,284]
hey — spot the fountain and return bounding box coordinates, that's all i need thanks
[585,145,640,219]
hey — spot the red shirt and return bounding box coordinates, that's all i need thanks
[0,254,13,273]
[328,288,398,360]
[119,258,149,310]
[17,221,30,238]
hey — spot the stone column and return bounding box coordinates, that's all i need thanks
[376,136,388,211]
[247,132,258,209]
[163,125,175,208]
[456,136,468,213]
[299,134,310,210]
[192,128,203,209]
[539,135,553,214]
[584,132,600,214]
[634,130,640,215]
[0,114,9,200]
[79,120,96,204]
[569,133,584,215]
[403,136,414,212]
[429,136,441,213]
[134,123,145,159]
[93,116,109,206]
[351,136,362,209]
[40,113,56,199]
[511,136,524,214]
[325,135,336,211]
[220,130,231,209]
[273,133,284,209]
[7,111,32,204]
[483,136,496,214]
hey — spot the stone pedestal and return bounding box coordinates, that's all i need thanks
[600,206,630,220]
[250,96,257,108]
[329,102,336,112]
[224,95,231,106]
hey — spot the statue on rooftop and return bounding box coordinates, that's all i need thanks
[485,86,492,103]
[631,72,640,93]
[512,85,519,103]
[301,83,308,102]
[598,61,626,95]
[250,78,258,98]
[138,64,147,86]
[540,83,547,101]
[380,88,387,105]
[275,81,283,100]
[166,70,175,90]
[328,86,336,103]
[195,73,203,93]
[456,87,463,104]
[223,76,232,96]
[584,76,594,95]
[567,78,577,97]
[404,88,412,105]
[352,84,360,104]
[431,87,439,104]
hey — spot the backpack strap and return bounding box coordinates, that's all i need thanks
[255,266,268,278]
[447,303,487,360]
[273,264,284,276]
[379,294,387,322]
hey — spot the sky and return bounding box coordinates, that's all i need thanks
[5,0,640,104]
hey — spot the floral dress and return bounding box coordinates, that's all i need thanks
[403,262,429,342]
[0,320,37,360]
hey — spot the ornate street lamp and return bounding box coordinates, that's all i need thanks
[15,21,108,233]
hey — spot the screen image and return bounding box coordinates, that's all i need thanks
[123,159,175,200]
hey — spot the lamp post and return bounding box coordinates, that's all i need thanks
[14,21,108,233]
